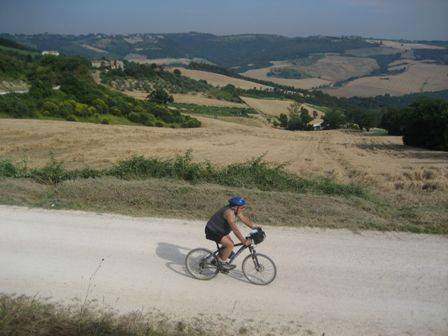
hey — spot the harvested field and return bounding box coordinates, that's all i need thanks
[240,97,324,124]
[324,60,448,97]
[241,66,331,89]
[174,68,270,90]
[240,97,294,116]
[172,93,247,107]
[81,44,107,53]
[295,55,379,82]
[345,47,402,57]
[1,118,447,196]
[241,55,379,85]
[369,40,445,51]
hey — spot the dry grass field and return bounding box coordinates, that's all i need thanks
[240,97,295,116]
[369,40,445,51]
[241,67,331,89]
[324,60,448,97]
[240,97,324,124]
[240,55,378,88]
[175,68,270,90]
[1,117,447,195]
[295,55,379,82]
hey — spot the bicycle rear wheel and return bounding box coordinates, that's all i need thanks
[185,248,219,280]
[242,253,277,285]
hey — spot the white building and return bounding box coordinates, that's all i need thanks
[41,50,60,56]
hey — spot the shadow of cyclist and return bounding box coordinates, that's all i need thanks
[156,242,194,279]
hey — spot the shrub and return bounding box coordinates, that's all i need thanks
[401,99,448,151]
[147,88,174,105]
[323,109,346,129]
[29,157,68,184]
[0,159,19,177]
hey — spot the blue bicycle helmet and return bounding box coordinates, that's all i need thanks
[228,196,247,206]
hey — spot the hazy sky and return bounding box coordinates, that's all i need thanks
[1,0,447,40]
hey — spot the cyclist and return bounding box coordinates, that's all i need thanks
[205,196,258,271]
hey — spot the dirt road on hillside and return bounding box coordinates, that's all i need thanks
[1,205,447,335]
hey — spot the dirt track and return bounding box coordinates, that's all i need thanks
[1,205,447,335]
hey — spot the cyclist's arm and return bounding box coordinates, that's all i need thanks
[224,210,246,243]
[238,213,257,229]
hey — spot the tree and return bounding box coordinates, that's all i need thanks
[286,103,313,131]
[147,88,173,104]
[29,80,52,99]
[380,107,404,135]
[323,109,346,129]
[173,69,181,76]
[278,113,288,128]
[352,109,380,131]
[401,98,448,150]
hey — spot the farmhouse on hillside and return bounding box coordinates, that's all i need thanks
[41,50,60,56]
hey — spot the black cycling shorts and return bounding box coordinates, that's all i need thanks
[205,226,226,243]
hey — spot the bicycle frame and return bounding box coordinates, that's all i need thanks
[212,241,256,265]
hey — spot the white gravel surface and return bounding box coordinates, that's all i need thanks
[0,205,447,335]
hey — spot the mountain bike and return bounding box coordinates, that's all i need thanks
[185,228,276,285]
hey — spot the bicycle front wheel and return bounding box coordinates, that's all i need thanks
[242,253,277,285]
[185,248,219,280]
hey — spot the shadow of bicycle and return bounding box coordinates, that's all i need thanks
[156,242,194,279]
[156,242,251,284]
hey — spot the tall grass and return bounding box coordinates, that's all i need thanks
[0,294,207,336]
[0,152,368,199]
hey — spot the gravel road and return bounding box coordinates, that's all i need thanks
[1,205,447,335]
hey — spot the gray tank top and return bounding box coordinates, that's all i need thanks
[206,206,233,235]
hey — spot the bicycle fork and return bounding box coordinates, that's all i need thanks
[249,246,262,271]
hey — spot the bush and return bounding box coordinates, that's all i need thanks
[380,107,404,135]
[401,99,448,150]
[323,109,346,129]
[147,88,173,104]
[0,159,19,177]
[0,153,368,199]
[65,114,76,122]
[29,157,68,184]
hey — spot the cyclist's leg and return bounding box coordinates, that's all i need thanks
[218,235,234,261]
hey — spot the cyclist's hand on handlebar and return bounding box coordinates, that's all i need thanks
[244,238,252,246]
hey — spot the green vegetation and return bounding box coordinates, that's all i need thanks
[0,45,200,128]
[267,68,305,79]
[102,62,242,103]
[414,48,448,65]
[0,152,368,199]
[3,33,374,68]
[381,98,448,150]
[173,103,257,117]
[322,109,346,129]
[276,103,313,131]
[0,294,208,336]
[147,88,174,104]
[1,174,446,234]
[102,61,211,94]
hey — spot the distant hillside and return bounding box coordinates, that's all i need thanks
[2,33,374,69]
[0,37,34,51]
[3,33,447,98]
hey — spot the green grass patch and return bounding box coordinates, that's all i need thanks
[0,177,446,234]
[0,293,209,336]
[0,152,368,199]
